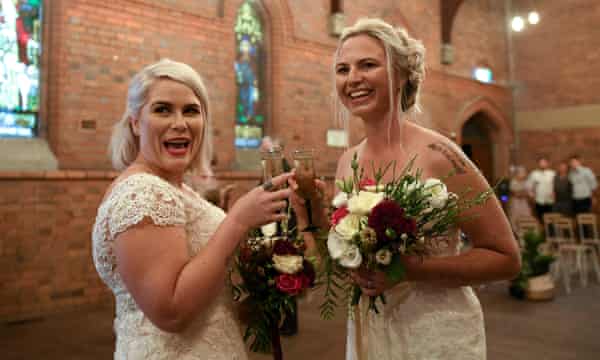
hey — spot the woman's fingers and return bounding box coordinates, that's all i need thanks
[265,172,295,190]
[287,176,299,192]
[315,178,327,191]
[268,187,293,201]
[269,200,288,212]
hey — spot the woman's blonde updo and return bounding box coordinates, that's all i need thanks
[333,18,426,128]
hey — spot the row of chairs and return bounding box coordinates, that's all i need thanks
[515,213,600,294]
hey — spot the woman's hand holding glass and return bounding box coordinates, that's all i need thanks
[227,172,294,234]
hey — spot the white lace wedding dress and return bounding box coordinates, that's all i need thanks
[92,173,247,359]
[346,230,486,360]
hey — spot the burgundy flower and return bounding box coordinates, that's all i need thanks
[276,274,304,295]
[239,244,253,263]
[273,240,298,256]
[330,206,349,226]
[368,200,416,243]
[359,178,376,190]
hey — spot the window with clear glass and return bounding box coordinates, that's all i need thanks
[473,66,493,84]
[0,0,42,138]
[234,1,266,149]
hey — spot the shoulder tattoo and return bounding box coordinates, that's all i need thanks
[427,142,468,175]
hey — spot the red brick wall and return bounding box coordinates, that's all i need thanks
[511,0,600,180]
[519,127,600,175]
[0,172,116,321]
[512,0,600,110]
[3,0,517,319]
[41,0,513,171]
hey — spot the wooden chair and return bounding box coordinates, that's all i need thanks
[515,216,541,247]
[542,212,563,251]
[577,213,600,253]
[554,218,600,293]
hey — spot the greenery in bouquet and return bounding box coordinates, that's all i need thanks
[321,153,494,314]
[231,228,316,355]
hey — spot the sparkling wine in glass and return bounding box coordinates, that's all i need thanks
[261,146,287,236]
[293,149,318,232]
[261,146,285,186]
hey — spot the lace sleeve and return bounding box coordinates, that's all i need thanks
[107,174,186,239]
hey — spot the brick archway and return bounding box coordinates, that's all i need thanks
[455,97,514,181]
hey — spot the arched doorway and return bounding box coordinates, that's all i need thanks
[460,112,495,183]
[456,97,513,185]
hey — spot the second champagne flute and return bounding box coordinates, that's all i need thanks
[293,149,318,232]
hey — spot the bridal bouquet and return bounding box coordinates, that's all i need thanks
[232,223,316,359]
[325,154,493,313]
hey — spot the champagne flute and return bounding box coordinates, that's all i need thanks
[261,146,285,186]
[261,146,287,237]
[293,149,318,233]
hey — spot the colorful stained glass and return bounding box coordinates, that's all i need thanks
[0,0,41,137]
[234,1,265,148]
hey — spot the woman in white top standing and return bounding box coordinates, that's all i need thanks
[295,18,520,359]
[92,59,293,359]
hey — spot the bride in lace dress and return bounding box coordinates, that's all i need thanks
[92,59,294,359]
[296,19,521,359]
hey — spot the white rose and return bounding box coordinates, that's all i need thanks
[423,178,449,209]
[272,254,304,274]
[335,213,363,240]
[261,222,277,238]
[339,246,363,269]
[327,230,351,259]
[347,191,385,215]
[332,192,349,208]
[375,248,392,266]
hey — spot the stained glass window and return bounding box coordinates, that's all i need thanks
[0,0,42,138]
[234,1,265,148]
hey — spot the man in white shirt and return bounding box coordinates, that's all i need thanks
[569,155,598,214]
[527,157,556,220]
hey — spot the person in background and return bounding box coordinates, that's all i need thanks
[508,166,534,230]
[569,154,598,214]
[553,161,573,217]
[527,157,556,220]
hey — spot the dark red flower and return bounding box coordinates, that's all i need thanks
[276,274,304,295]
[273,240,298,256]
[239,244,253,262]
[330,206,349,226]
[368,200,416,243]
[359,178,376,190]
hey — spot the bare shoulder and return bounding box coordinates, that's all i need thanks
[408,123,470,178]
[404,123,491,193]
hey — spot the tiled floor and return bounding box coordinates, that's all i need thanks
[2,282,599,360]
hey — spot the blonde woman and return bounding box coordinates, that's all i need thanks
[92,59,293,359]
[296,19,520,359]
